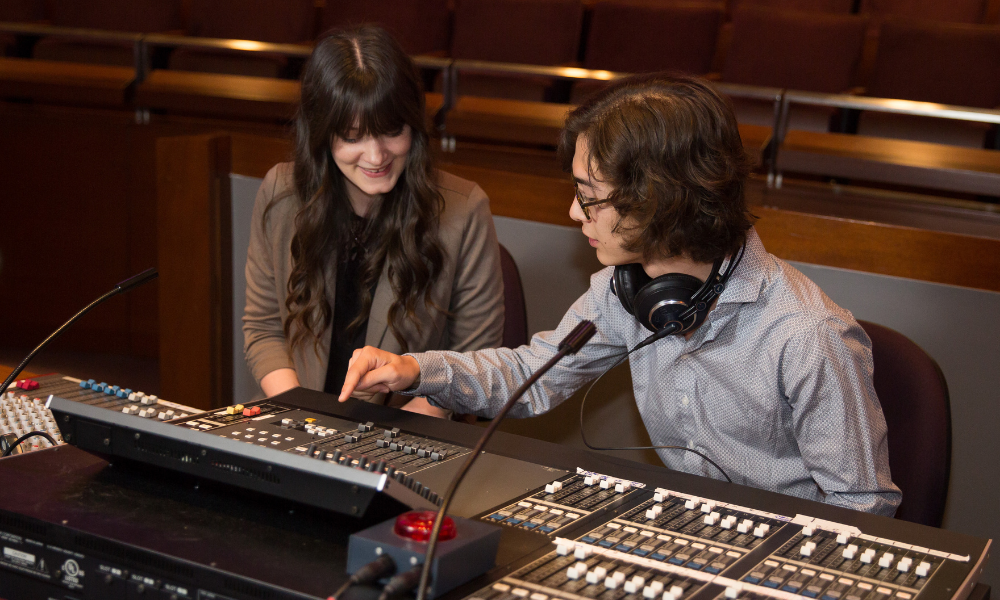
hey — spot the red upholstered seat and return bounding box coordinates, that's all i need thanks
[32,0,182,67]
[583,1,724,74]
[186,0,315,43]
[450,0,585,102]
[858,19,1000,147]
[867,19,1000,108]
[860,0,990,24]
[168,0,314,78]
[722,7,868,131]
[858,321,951,527]
[0,0,44,23]
[729,0,854,12]
[320,0,450,56]
[571,1,724,103]
[724,7,868,93]
[44,0,182,32]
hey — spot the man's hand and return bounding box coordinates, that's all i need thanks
[339,346,421,402]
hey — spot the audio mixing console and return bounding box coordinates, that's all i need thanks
[0,386,989,600]
[0,373,197,455]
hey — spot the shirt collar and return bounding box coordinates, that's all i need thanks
[716,228,772,306]
[685,229,772,348]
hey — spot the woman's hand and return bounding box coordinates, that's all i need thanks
[260,368,300,397]
[339,346,421,402]
[401,397,451,419]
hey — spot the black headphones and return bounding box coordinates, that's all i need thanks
[611,244,746,334]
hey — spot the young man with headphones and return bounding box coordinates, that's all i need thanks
[339,74,901,516]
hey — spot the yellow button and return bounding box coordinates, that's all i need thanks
[234,404,244,412]
[304,418,317,423]
[226,406,237,414]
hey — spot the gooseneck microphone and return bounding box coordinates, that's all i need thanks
[414,320,598,600]
[0,268,159,398]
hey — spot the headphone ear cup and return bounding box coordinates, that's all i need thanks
[612,264,651,317]
[632,273,704,332]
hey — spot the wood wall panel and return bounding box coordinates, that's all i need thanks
[0,103,156,354]
[156,134,232,410]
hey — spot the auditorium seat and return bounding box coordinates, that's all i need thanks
[722,7,868,132]
[858,320,951,527]
[857,19,1000,147]
[449,0,585,102]
[571,1,725,103]
[728,0,853,12]
[0,0,44,23]
[860,0,990,24]
[31,0,182,67]
[1,0,42,58]
[168,0,314,78]
[320,0,450,56]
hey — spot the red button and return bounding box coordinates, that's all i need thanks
[16,379,39,391]
[393,511,457,542]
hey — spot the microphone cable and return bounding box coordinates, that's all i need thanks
[327,554,397,600]
[1,431,57,457]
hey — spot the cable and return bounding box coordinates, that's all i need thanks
[378,565,423,600]
[2,431,57,457]
[327,554,396,600]
[576,245,750,485]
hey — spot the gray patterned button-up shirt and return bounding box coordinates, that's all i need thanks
[410,229,901,516]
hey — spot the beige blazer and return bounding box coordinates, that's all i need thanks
[242,162,505,401]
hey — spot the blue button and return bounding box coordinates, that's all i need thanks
[704,565,721,574]
[762,580,781,589]
[687,561,705,570]
[782,585,802,593]
[505,518,523,525]
[539,526,555,533]
[667,557,685,565]
[822,595,839,600]
[616,544,634,552]
[581,535,597,543]
[632,548,649,557]
[743,575,761,584]
[802,589,819,598]
[651,553,668,561]
[523,522,539,529]
[597,540,614,548]
[87,379,96,385]
[79,381,90,389]
[488,513,504,520]
[116,389,128,398]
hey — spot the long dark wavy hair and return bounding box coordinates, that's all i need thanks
[559,73,754,264]
[269,26,446,353]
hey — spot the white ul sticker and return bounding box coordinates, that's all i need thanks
[63,559,80,576]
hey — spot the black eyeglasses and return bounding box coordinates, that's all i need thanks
[575,183,613,220]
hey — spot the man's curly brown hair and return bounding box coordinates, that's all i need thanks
[559,73,755,264]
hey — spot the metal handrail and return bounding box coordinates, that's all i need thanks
[769,90,1000,187]
[775,90,1000,145]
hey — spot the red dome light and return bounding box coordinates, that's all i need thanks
[393,511,457,542]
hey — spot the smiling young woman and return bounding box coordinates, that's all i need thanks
[242,26,504,410]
